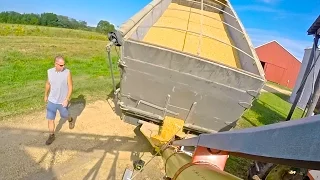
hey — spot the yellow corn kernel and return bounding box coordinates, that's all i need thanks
[151,116,185,147]
[143,27,186,50]
[142,3,241,69]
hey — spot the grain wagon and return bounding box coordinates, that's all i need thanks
[107,0,265,134]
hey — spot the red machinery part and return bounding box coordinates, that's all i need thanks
[163,146,240,180]
[192,146,229,170]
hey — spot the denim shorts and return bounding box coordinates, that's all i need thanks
[46,101,69,120]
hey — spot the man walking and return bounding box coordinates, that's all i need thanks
[44,55,74,145]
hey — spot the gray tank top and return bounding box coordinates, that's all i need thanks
[48,67,69,104]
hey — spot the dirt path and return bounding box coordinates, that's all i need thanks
[0,100,164,180]
[263,84,292,95]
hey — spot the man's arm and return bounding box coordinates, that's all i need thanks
[44,79,50,102]
[66,71,73,101]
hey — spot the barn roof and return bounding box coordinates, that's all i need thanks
[308,15,320,35]
[255,40,301,63]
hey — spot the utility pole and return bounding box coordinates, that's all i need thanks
[286,16,320,121]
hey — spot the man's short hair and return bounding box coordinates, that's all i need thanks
[54,55,64,62]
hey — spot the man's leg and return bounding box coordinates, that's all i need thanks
[46,101,57,145]
[48,120,55,134]
[58,104,74,129]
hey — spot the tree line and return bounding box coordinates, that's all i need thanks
[0,11,115,34]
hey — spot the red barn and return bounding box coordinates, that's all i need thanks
[255,40,301,88]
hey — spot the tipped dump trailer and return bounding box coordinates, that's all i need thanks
[111,0,265,133]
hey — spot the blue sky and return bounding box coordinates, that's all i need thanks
[0,0,319,60]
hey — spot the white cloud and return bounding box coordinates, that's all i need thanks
[87,23,96,27]
[246,28,312,61]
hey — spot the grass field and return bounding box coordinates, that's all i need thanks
[0,23,107,40]
[0,24,118,119]
[1,24,304,179]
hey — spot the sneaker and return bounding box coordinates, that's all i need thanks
[68,117,75,129]
[46,134,55,145]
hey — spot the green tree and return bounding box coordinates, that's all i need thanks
[57,15,72,28]
[7,11,22,24]
[20,14,28,24]
[40,13,58,26]
[29,14,40,25]
[0,11,107,33]
[0,12,9,23]
[96,20,115,34]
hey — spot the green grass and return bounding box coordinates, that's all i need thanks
[236,92,302,128]
[0,23,107,40]
[224,92,303,179]
[0,24,118,119]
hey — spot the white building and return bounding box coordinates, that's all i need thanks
[289,48,320,109]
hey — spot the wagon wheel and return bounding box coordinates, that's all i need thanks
[247,161,275,180]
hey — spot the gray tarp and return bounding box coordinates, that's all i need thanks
[116,0,265,133]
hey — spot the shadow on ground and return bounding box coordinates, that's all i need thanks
[106,83,122,117]
[56,95,86,132]
[238,92,302,128]
[1,125,154,180]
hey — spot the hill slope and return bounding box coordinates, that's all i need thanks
[0,23,107,40]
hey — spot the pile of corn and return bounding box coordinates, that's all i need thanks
[151,116,185,147]
[142,3,241,69]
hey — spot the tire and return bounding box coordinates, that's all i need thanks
[247,162,275,180]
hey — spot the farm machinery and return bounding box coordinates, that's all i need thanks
[105,0,320,179]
